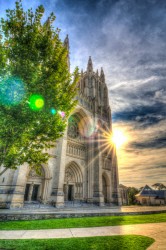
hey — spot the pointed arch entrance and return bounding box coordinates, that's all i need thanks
[64,162,83,201]
[24,166,51,203]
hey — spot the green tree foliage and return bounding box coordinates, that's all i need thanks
[139,187,144,192]
[0,0,79,175]
[127,187,139,205]
[152,183,166,190]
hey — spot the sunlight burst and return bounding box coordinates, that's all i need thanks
[112,129,127,149]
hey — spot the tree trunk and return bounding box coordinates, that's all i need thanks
[0,167,8,176]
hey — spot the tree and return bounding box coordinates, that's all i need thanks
[0,0,79,175]
[152,183,166,190]
[127,187,139,205]
[139,187,144,192]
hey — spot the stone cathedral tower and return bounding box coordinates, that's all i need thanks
[0,44,121,208]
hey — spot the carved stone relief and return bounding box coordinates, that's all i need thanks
[65,171,74,183]
[28,169,44,179]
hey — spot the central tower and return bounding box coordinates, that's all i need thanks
[50,56,121,207]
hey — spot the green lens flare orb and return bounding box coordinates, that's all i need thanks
[29,94,44,111]
[50,108,57,115]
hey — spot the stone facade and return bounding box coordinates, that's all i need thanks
[0,55,121,209]
[119,184,129,205]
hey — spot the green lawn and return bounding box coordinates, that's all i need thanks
[0,235,155,250]
[0,213,165,230]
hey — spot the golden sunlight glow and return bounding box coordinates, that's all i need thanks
[112,129,127,149]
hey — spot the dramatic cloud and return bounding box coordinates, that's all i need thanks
[114,120,166,187]
[0,0,165,187]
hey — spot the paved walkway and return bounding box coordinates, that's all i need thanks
[0,222,166,249]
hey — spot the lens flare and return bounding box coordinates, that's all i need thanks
[58,111,65,118]
[29,94,44,111]
[50,108,57,115]
[0,76,25,106]
[61,111,65,118]
[78,117,97,138]
[35,99,44,108]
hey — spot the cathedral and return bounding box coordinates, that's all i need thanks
[0,38,121,208]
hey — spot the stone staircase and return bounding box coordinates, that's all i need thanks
[22,201,118,211]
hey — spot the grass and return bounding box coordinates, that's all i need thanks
[0,235,155,250]
[0,213,165,230]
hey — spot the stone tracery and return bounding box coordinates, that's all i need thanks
[67,115,80,139]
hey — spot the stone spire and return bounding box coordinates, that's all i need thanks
[96,69,99,78]
[87,56,93,73]
[100,67,105,83]
[64,34,70,69]
[64,34,69,50]
[45,17,51,28]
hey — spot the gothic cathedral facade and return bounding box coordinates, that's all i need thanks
[0,41,121,208]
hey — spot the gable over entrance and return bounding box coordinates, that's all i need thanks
[64,162,83,201]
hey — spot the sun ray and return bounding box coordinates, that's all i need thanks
[85,135,115,170]
[82,124,127,171]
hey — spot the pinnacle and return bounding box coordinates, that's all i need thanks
[65,34,69,40]
[100,67,104,75]
[64,34,69,49]
[100,67,105,82]
[87,56,93,72]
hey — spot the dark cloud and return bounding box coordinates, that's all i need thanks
[154,164,166,169]
[56,0,118,14]
[111,79,166,129]
[112,102,165,126]
[130,135,166,149]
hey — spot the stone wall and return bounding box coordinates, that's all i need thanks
[0,210,166,222]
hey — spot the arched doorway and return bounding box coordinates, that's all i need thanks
[24,168,45,202]
[64,162,83,201]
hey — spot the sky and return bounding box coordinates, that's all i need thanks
[0,0,165,188]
